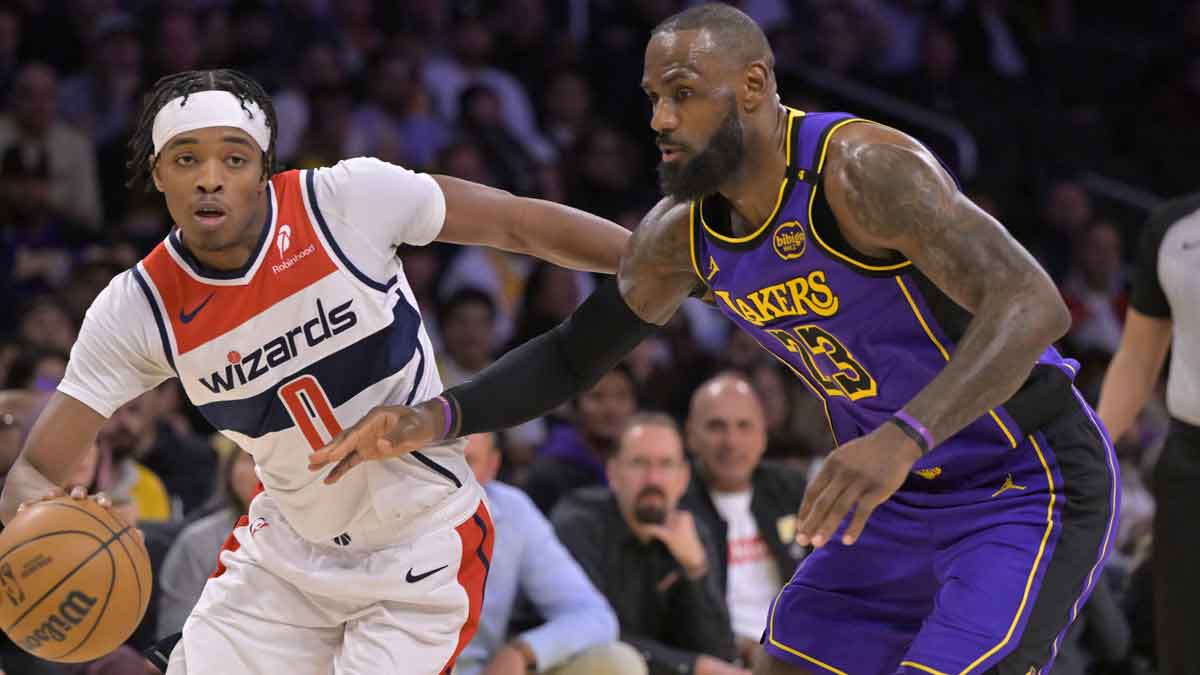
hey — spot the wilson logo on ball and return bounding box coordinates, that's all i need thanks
[0,563,23,607]
[18,590,97,651]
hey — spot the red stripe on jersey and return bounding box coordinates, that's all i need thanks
[140,170,339,355]
[210,482,264,579]
[439,501,494,675]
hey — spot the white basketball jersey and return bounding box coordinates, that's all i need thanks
[60,158,480,543]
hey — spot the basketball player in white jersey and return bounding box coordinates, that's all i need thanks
[0,69,629,674]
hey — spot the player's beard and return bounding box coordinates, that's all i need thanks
[657,98,745,201]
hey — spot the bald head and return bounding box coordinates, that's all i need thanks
[652,3,775,71]
[686,372,767,492]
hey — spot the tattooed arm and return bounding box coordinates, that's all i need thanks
[795,122,1070,548]
[307,199,701,482]
[825,123,1071,445]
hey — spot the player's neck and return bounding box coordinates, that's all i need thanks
[719,104,790,234]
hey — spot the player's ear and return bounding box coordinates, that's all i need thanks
[150,157,165,193]
[742,61,771,111]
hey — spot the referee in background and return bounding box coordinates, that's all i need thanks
[1098,193,1200,675]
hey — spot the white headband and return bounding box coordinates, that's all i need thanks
[151,90,271,156]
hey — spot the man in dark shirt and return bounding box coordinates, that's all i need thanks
[552,412,746,675]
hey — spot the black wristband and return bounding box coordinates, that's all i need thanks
[444,278,656,437]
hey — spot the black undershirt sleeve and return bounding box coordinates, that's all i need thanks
[1130,194,1200,318]
[443,277,657,437]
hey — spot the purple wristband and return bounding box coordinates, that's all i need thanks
[436,396,454,440]
[892,410,933,453]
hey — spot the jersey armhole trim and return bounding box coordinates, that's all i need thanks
[303,169,398,294]
[131,267,178,374]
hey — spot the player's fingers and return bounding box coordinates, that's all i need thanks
[323,450,362,485]
[69,485,87,500]
[795,462,835,528]
[811,485,863,548]
[308,423,364,469]
[92,491,111,509]
[797,478,849,547]
[841,497,879,546]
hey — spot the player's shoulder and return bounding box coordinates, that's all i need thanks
[90,266,152,312]
[626,196,692,255]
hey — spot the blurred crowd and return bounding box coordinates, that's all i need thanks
[0,0,1194,673]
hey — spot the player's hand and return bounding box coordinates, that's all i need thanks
[642,509,708,579]
[306,401,445,484]
[795,423,921,548]
[17,486,112,513]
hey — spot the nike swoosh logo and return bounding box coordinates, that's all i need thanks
[178,292,215,324]
[405,565,448,583]
[1182,240,1200,250]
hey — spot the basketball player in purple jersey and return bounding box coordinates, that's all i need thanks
[310,5,1120,675]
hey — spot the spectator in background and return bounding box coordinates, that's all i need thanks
[457,432,645,675]
[1,344,66,394]
[157,446,257,638]
[1061,219,1128,354]
[681,374,806,668]
[148,11,200,87]
[553,414,744,675]
[565,126,651,224]
[0,62,102,234]
[540,71,595,151]
[436,287,499,387]
[0,7,20,102]
[292,84,368,169]
[526,365,638,515]
[506,261,593,349]
[58,11,141,146]
[1033,177,1094,280]
[95,395,173,524]
[354,50,451,170]
[458,84,539,195]
[17,297,76,354]
[272,42,345,165]
[331,0,384,78]
[423,14,555,164]
[747,361,828,468]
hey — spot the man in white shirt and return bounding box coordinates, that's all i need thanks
[0,68,628,675]
[681,373,807,667]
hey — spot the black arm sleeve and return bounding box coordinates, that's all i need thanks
[444,277,657,436]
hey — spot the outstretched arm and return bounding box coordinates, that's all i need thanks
[796,123,1071,548]
[308,199,701,483]
[433,175,630,274]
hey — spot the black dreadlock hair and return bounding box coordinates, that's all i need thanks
[126,69,278,191]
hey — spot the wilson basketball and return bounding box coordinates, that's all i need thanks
[0,497,152,663]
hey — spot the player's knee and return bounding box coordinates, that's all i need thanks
[552,641,648,675]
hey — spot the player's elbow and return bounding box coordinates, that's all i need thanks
[1026,285,1072,347]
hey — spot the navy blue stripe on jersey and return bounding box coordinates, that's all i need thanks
[403,341,426,406]
[194,292,422,438]
[304,169,398,294]
[131,268,178,374]
[167,184,275,281]
[472,512,491,572]
[411,451,462,488]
